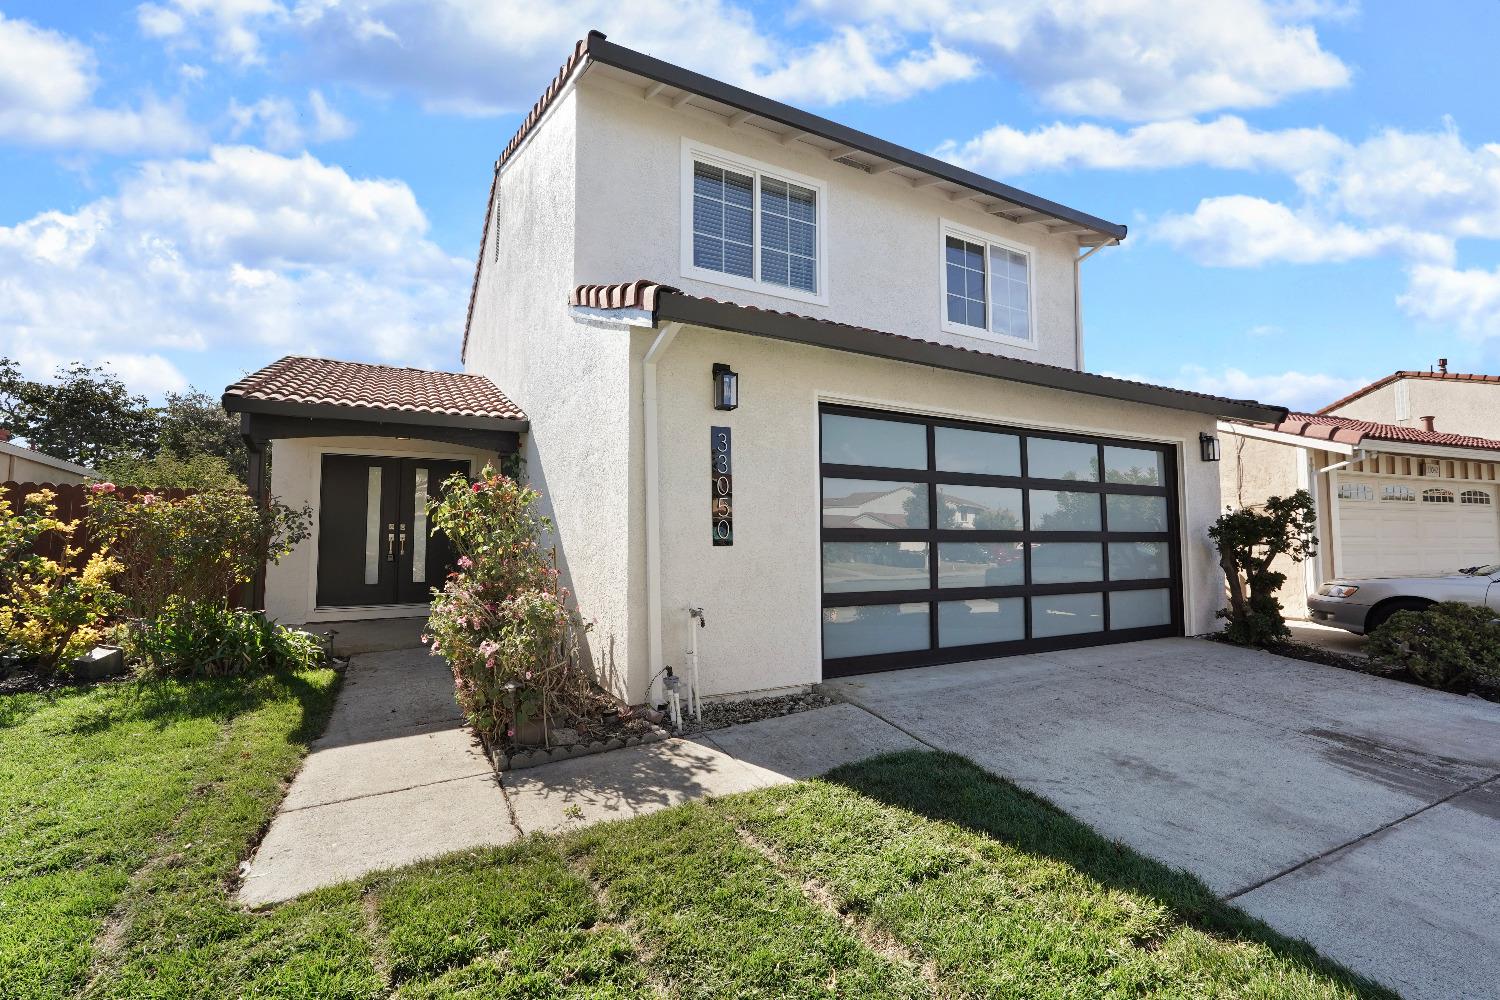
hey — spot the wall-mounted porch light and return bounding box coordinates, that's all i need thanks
[1199,432,1221,462]
[713,363,739,411]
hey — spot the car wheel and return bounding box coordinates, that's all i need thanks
[1365,598,1433,634]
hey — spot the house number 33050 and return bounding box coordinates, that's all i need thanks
[710,426,733,546]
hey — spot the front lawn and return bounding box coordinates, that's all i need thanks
[1,675,1395,999]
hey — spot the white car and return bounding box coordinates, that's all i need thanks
[1307,564,1500,634]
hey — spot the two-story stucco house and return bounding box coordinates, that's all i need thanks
[225,32,1286,705]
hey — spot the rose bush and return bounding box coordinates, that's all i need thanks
[424,467,598,745]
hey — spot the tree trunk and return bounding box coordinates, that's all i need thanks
[1219,546,1248,623]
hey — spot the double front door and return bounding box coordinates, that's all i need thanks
[316,455,470,608]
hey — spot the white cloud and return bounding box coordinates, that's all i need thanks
[936,115,1345,178]
[134,0,976,112]
[227,89,354,150]
[1399,263,1500,341]
[0,12,200,153]
[1155,195,1453,267]
[1108,364,1369,412]
[137,0,285,66]
[807,0,1350,120]
[0,146,468,376]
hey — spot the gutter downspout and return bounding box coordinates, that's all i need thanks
[643,322,682,706]
[1073,239,1116,371]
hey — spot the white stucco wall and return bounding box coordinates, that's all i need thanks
[1332,378,1500,440]
[573,78,1087,371]
[464,87,642,698]
[1218,433,1330,618]
[641,323,1225,701]
[264,436,499,625]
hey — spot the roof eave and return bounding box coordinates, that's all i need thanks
[652,292,1284,423]
[584,34,1127,242]
[220,394,529,434]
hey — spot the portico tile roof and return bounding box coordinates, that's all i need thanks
[1271,412,1500,453]
[223,356,525,423]
[570,280,1285,422]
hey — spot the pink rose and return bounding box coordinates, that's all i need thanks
[89,482,117,494]
[457,555,473,569]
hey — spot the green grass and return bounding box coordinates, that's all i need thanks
[1,673,1396,1000]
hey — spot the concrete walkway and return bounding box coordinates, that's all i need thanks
[239,649,917,906]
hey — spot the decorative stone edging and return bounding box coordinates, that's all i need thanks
[483,724,673,773]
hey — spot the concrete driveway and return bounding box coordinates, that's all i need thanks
[826,638,1500,1000]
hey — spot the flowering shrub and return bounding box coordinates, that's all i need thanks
[425,467,597,745]
[86,484,309,619]
[0,490,122,672]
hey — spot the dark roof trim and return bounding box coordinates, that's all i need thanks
[222,394,528,434]
[642,291,1283,423]
[584,32,1127,241]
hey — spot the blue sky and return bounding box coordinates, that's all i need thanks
[2,1,1498,412]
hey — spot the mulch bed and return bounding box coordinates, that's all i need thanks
[673,690,838,737]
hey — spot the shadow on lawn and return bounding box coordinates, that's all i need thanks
[822,749,1399,1000]
[53,667,338,744]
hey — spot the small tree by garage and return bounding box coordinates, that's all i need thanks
[1209,490,1318,646]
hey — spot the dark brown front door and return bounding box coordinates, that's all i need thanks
[316,455,470,608]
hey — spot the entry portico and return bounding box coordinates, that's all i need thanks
[222,356,527,625]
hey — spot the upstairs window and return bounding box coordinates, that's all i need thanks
[940,221,1034,347]
[683,141,826,303]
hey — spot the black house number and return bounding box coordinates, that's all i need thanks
[711,426,733,546]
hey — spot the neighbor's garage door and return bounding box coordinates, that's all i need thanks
[819,404,1183,677]
[1336,479,1500,578]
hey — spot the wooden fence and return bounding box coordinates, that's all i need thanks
[1,482,254,607]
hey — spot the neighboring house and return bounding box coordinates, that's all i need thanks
[0,431,97,485]
[226,31,1286,704]
[1219,410,1500,617]
[1320,362,1500,439]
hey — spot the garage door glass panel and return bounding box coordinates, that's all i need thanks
[820,404,1180,674]
[1108,541,1169,580]
[938,485,1022,529]
[940,598,1024,647]
[934,426,1020,476]
[823,604,930,658]
[822,543,929,592]
[1031,542,1103,583]
[1032,593,1104,637]
[821,413,926,469]
[1104,446,1164,486]
[1027,438,1099,481]
[939,542,1024,588]
[1105,494,1168,532]
[822,478,929,529]
[1029,490,1101,530]
[1110,589,1171,629]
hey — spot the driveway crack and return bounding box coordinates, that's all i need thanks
[1222,772,1500,902]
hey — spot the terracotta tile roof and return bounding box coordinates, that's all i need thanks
[1271,412,1500,453]
[570,281,1284,421]
[1317,369,1500,414]
[571,279,675,311]
[223,356,525,424]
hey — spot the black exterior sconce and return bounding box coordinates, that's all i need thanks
[1200,432,1221,462]
[713,363,739,411]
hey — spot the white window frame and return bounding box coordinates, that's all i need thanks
[939,218,1038,350]
[680,139,829,306]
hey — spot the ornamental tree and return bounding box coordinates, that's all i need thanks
[1208,490,1318,647]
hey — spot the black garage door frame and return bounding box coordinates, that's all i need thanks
[820,403,1184,677]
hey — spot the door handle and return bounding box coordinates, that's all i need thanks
[398,523,408,556]
[387,523,397,561]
